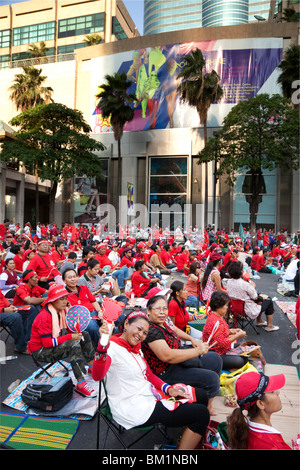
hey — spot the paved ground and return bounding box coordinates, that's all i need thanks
[0,271,299,451]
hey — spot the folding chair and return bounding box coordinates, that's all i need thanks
[0,322,13,344]
[96,380,172,449]
[29,351,69,378]
[229,298,260,335]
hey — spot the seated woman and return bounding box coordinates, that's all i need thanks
[141,295,222,415]
[131,260,162,298]
[226,260,279,332]
[226,371,291,449]
[92,311,210,450]
[28,284,96,398]
[185,261,204,308]
[63,268,103,346]
[168,280,205,340]
[202,291,248,370]
[201,251,227,303]
[0,258,19,298]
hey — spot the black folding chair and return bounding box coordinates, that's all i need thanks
[0,322,13,344]
[96,380,172,449]
[30,354,69,378]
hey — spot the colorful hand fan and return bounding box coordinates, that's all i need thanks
[100,298,123,347]
[102,265,111,273]
[66,305,91,341]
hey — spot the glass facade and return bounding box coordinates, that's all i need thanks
[58,13,104,38]
[202,0,248,27]
[13,22,55,46]
[0,29,10,48]
[149,157,188,229]
[112,17,127,40]
[144,0,202,35]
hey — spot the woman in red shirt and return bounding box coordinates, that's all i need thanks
[202,291,247,370]
[227,371,291,450]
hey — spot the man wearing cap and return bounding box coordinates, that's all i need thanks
[227,371,291,449]
[27,239,60,289]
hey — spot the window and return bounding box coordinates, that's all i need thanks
[13,22,55,46]
[58,13,104,38]
[149,157,188,230]
[112,17,127,40]
[0,29,10,49]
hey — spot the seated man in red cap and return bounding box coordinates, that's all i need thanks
[28,283,96,398]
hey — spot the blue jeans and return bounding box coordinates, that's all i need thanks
[112,266,129,289]
[0,308,39,352]
[186,295,199,308]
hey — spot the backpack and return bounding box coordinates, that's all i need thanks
[21,376,73,412]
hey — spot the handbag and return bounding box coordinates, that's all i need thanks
[220,362,257,396]
[240,340,266,365]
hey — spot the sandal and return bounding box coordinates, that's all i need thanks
[256,321,267,326]
[264,325,279,332]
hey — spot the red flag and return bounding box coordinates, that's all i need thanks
[71,223,77,242]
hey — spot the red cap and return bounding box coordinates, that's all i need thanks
[235,371,285,403]
[209,251,223,261]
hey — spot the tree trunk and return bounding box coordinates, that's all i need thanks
[49,180,58,223]
[35,166,40,225]
[117,138,122,222]
[203,120,208,227]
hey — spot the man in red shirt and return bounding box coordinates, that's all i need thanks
[131,261,161,297]
[27,239,60,289]
[95,243,128,289]
[0,219,9,239]
[0,289,29,353]
[51,240,66,269]
[257,249,272,273]
[13,269,47,309]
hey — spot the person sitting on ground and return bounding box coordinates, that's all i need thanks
[77,246,96,277]
[0,288,30,354]
[175,245,190,273]
[250,247,260,272]
[149,244,171,275]
[60,251,77,276]
[131,260,162,297]
[226,260,279,332]
[13,269,47,318]
[160,244,177,269]
[62,268,103,347]
[22,249,35,272]
[95,243,128,291]
[51,240,66,269]
[28,284,97,398]
[201,251,227,303]
[168,280,204,340]
[185,261,204,308]
[202,291,248,370]
[256,249,272,273]
[283,250,300,283]
[92,311,210,450]
[27,239,60,289]
[10,244,25,275]
[226,371,291,449]
[141,295,222,416]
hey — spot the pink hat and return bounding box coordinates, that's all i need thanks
[43,284,70,305]
[235,371,285,410]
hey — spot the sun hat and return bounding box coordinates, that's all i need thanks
[235,371,285,411]
[43,284,70,305]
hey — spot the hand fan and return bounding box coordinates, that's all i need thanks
[102,265,111,273]
[17,305,31,311]
[100,298,123,347]
[66,305,91,341]
[206,320,220,345]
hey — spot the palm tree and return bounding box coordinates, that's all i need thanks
[177,48,223,226]
[27,41,49,63]
[277,43,300,106]
[95,72,136,219]
[282,7,298,22]
[9,65,53,112]
[83,33,102,46]
[9,66,54,223]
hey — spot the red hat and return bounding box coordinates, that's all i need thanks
[137,242,146,248]
[209,251,223,261]
[25,249,35,258]
[235,371,285,410]
[43,284,70,305]
[97,243,107,250]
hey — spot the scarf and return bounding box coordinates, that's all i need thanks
[110,333,141,354]
[47,303,67,338]
[237,373,270,411]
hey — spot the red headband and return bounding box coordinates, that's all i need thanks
[23,270,37,281]
[127,311,148,321]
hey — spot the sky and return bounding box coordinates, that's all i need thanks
[0,0,145,34]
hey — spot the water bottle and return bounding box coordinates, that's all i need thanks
[257,360,264,372]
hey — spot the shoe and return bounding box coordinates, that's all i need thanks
[256,321,267,326]
[264,325,279,332]
[14,347,30,355]
[75,380,97,398]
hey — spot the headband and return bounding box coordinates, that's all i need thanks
[23,270,37,281]
[127,311,149,321]
[237,373,269,411]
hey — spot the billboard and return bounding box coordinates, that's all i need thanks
[91,38,283,133]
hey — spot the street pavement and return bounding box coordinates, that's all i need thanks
[0,270,299,451]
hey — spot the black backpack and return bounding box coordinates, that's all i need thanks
[21,376,73,412]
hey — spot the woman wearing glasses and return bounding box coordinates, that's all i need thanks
[141,295,222,416]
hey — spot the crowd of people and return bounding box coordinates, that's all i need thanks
[0,217,299,450]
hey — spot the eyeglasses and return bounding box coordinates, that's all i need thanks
[151,306,168,313]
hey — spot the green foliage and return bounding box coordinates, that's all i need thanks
[9,66,53,112]
[0,103,105,184]
[198,93,300,186]
[277,44,300,100]
[96,72,137,142]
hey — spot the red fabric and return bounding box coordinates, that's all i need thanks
[13,283,46,306]
[67,285,96,312]
[0,290,11,312]
[168,298,189,331]
[176,252,189,271]
[247,429,291,450]
[202,311,232,355]
[27,253,59,279]
[94,254,113,270]
[296,295,300,339]
[13,255,24,272]
[131,271,151,297]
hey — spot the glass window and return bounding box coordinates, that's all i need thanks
[0,29,11,48]
[112,17,127,40]
[13,22,55,45]
[58,13,104,38]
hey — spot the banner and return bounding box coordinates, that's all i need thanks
[91,38,283,133]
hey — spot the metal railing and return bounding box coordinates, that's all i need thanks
[0,53,75,71]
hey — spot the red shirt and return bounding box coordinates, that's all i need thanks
[27,253,59,280]
[66,285,96,312]
[95,254,113,270]
[13,283,46,306]
[247,423,291,450]
[119,256,134,268]
[0,289,10,312]
[176,252,189,271]
[13,254,24,272]
[202,311,232,355]
[257,255,267,271]
[51,250,66,266]
[250,254,260,271]
[168,299,189,332]
[131,271,151,297]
